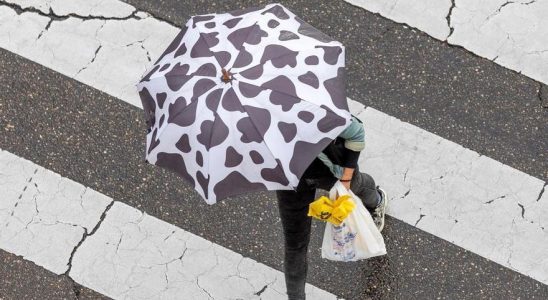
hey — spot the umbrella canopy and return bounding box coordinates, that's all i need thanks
[137,3,351,204]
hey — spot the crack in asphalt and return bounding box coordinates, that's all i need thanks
[0,0,140,21]
[64,200,115,276]
[538,82,548,108]
[536,182,546,202]
[36,18,54,40]
[254,284,268,296]
[446,0,457,39]
[517,203,525,218]
[414,213,426,227]
[74,45,102,77]
[484,195,506,204]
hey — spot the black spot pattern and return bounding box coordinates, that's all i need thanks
[165,63,191,91]
[261,159,289,185]
[158,114,165,128]
[148,128,160,154]
[159,64,170,72]
[225,146,243,167]
[139,87,156,126]
[324,67,348,111]
[260,45,298,68]
[228,24,267,50]
[279,30,299,41]
[213,171,267,200]
[196,171,209,198]
[268,90,301,112]
[298,111,314,123]
[175,134,191,153]
[205,88,223,111]
[196,117,230,150]
[223,18,242,29]
[237,117,263,143]
[238,81,263,98]
[250,150,264,164]
[156,152,195,187]
[194,63,217,77]
[193,15,215,28]
[196,151,204,167]
[243,105,271,139]
[316,46,342,65]
[317,106,347,133]
[222,88,244,112]
[305,55,319,65]
[289,137,333,178]
[174,43,187,58]
[156,92,167,109]
[298,71,319,89]
[232,46,253,69]
[278,122,297,143]
[239,64,264,80]
[191,78,216,101]
[168,98,196,127]
[268,19,280,28]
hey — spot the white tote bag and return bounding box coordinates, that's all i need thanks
[321,181,387,261]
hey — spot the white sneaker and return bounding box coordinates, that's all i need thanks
[372,187,388,232]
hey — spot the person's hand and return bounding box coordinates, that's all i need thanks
[340,167,354,191]
[341,180,351,190]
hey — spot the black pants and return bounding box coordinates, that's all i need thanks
[276,158,378,300]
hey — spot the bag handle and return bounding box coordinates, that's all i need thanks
[329,181,351,200]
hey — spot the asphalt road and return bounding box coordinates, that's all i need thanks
[121,0,548,181]
[1,0,547,299]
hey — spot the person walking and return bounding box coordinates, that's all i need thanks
[276,115,387,300]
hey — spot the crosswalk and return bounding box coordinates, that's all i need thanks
[344,0,548,85]
[1,0,547,299]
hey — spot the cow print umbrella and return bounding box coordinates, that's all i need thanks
[137,3,351,204]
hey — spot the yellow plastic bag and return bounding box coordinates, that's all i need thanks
[308,195,356,226]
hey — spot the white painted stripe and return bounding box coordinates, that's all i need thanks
[1,0,546,286]
[350,102,548,285]
[0,150,112,274]
[343,0,548,85]
[0,0,177,108]
[0,149,338,299]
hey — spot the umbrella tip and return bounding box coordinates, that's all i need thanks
[221,68,233,83]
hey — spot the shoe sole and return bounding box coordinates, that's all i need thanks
[377,188,388,232]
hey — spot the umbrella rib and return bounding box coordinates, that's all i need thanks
[240,103,289,187]
[139,74,216,87]
[196,32,225,70]
[236,79,335,113]
[144,62,217,82]
[206,88,230,197]
[154,84,220,141]
[233,44,340,78]
[232,87,296,188]
[231,20,260,61]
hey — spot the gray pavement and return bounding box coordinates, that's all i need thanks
[0,249,109,300]
[1,0,547,299]
[1,46,546,299]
